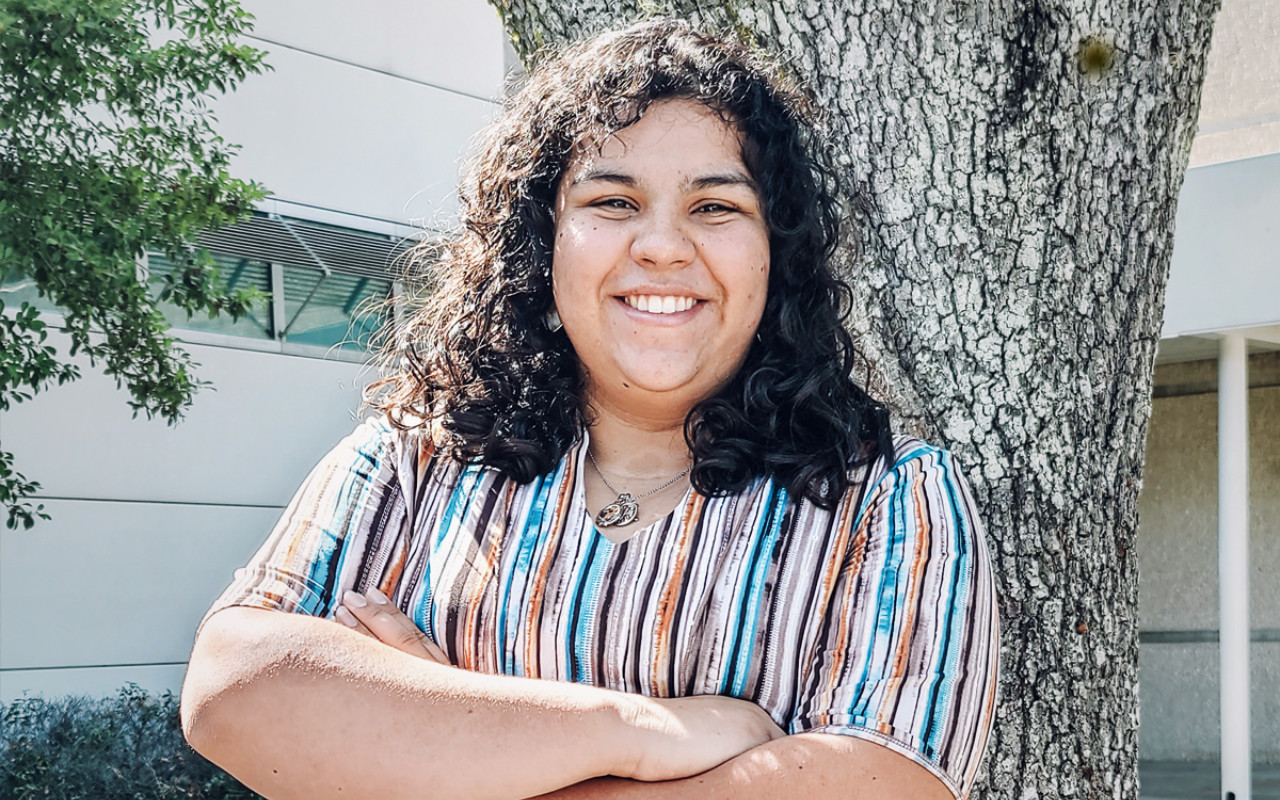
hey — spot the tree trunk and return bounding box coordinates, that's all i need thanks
[488,0,1220,796]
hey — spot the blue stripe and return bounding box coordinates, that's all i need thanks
[498,461,562,675]
[922,453,970,756]
[720,481,788,696]
[850,454,916,719]
[413,463,482,642]
[304,424,385,615]
[716,480,773,693]
[572,536,614,683]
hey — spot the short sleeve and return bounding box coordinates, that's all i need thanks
[201,416,414,629]
[791,445,1000,799]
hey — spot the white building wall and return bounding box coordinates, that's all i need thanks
[1139,0,1280,759]
[0,337,372,700]
[0,0,507,702]
[1160,153,1280,342]
[213,0,506,228]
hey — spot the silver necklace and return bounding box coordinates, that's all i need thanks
[587,450,691,528]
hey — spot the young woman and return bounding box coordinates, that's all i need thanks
[181,20,999,800]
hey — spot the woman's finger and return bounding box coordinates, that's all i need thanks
[334,604,375,637]
[342,589,451,665]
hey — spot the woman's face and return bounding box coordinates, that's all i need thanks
[551,99,770,418]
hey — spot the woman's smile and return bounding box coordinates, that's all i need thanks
[619,294,701,315]
[551,98,771,410]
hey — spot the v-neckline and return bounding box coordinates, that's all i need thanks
[570,430,693,546]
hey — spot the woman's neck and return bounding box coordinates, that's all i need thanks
[584,394,691,479]
[581,394,693,541]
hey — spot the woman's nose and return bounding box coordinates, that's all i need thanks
[629,209,695,269]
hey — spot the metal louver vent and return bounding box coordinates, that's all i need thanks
[195,214,418,280]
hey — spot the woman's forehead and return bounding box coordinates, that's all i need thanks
[561,99,750,183]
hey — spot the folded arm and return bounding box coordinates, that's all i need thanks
[535,734,957,800]
[324,589,959,800]
[181,605,782,800]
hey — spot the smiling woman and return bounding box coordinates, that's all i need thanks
[553,100,769,461]
[180,19,999,800]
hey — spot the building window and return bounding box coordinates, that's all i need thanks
[276,265,392,351]
[146,250,275,341]
[3,212,413,358]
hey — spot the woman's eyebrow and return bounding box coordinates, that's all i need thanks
[687,172,758,192]
[568,169,758,193]
[570,169,636,187]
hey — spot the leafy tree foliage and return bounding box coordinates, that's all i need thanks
[0,0,268,528]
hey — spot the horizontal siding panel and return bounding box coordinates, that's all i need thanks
[0,664,188,704]
[243,0,506,101]
[1,332,371,507]
[212,43,499,226]
[1,500,282,671]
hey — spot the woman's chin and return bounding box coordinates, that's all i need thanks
[593,364,730,408]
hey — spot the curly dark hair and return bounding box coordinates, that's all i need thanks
[370,18,892,508]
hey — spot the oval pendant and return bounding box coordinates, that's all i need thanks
[596,493,639,527]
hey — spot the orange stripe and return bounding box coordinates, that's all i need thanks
[649,494,703,696]
[522,462,574,677]
[460,481,512,671]
[822,481,878,707]
[275,460,339,608]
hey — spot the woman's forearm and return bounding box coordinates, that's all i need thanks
[181,607,778,800]
[182,606,634,800]
[532,734,958,800]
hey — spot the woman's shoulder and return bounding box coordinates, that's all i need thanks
[844,433,976,513]
[340,413,445,474]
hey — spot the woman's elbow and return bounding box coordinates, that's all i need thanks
[180,607,279,758]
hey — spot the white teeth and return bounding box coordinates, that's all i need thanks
[624,295,697,314]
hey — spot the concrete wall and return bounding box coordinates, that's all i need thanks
[1189,0,1280,167]
[0,0,507,702]
[1137,356,1280,762]
[213,0,505,227]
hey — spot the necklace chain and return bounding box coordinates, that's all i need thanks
[587,450,691,500]
[587,450,691,528]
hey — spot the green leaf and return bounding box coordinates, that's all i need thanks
[1,0,270,526]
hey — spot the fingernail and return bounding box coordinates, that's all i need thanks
[367,587,390,605]
[335,606,359,627]
[342,590,367,608]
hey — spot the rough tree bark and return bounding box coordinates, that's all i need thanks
[488,1,1221,797]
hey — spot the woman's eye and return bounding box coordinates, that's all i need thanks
[594,198,635,211]
[695,202,737,215]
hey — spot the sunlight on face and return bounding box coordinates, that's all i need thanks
[551,99,770,418]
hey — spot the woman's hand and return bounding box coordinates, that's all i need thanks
[335,589,451,665]
[337,590,784,781]
[615,693,787,782]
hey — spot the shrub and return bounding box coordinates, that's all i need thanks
[0,683,262,800]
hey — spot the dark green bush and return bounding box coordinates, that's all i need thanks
[0,683,262,800]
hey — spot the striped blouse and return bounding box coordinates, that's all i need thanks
[210,416,999,798]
